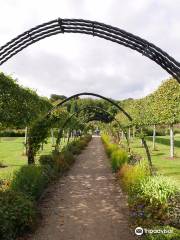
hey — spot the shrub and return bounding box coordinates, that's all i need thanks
[39,154,55,168]
[135,176,178,205]
[11,165,49,200]
[4,134,92,240]
[0,189,37,240]
[0,130,25,137]
[52,150,75,173]
[111,149,128,172]
[101,134,128,171]
[129,176,179,225]
[63,135,91,155]
[101,134,110,144]
[119,162,150,193]
[106,143,119,157]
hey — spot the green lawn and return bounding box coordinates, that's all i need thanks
[0,137,71,180]
[126,134,180,187]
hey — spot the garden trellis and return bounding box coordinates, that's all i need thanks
[55,105,129,149]
[0,18,180,82]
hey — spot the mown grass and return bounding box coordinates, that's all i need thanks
[125,134,180,187]
[0,137,72,180]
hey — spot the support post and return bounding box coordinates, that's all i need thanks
[153,125,156,150]
[50,128,55,146]
[141,137,153,175]
[24,126,28,155]
[170,124,174,158]
[128,127,131,140]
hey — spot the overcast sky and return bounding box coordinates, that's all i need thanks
[0,0,180,100]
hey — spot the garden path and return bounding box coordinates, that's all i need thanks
[25,136,135,240]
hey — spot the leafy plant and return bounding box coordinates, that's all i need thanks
[111,149,128,172]
[0,189,37,240]
[11,165,49,200]
[128,176,179,225]
[119,162,150,193]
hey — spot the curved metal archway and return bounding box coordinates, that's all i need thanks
[49,92,132,121]
[0,18,180,81]
[56,105,129,148]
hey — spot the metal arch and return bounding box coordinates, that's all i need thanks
[0,18,180,81]
[49,92,132,121]
[56,105,127,147]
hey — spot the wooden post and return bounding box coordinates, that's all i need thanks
[24,126,28,155]
[153,125,156,150]
[141,137,153,175]
[67,130,71,143]
[128,127,131,140]
[50,128,54,146]
[121,131,124,139]
[170,124,174,158]
[140,128,143,146]
[27,140,35,164]
[133,126,135,138]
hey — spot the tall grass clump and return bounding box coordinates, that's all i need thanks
[111,149,128,172]
[119,162,150,193]
[102,134,128,171]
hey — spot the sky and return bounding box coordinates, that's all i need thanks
[0,0,180,100]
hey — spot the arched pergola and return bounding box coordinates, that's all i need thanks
[55,105,130,151]
[49,92,132,121]
[0,18,180,81]
[49,92,152,168]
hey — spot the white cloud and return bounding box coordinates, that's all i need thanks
[0,0,179,100]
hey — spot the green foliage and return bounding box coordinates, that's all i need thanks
[65,141,82,155]
[50,94,67,103]
[111,149,128,172]
[101,134,119,156]
[128,176,179,226]
[116,78,180,128]
[0,129,25,137]
[11,165,49,200]
[0,72,51,129]
[133,176,178,204]
[0,189,37,240]
[119,162,150,193]
[63,135,91,155]
[54,151,75,172]
[27,109,69,160]
[39,154,55,168]
[102,134,128,171]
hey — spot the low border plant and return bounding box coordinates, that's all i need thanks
[102,134,180,238]
[0,134,92,240]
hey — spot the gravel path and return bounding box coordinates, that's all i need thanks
[27,136,135,240]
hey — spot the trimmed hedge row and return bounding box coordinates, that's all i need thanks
[0,134,92,240]
[102,134,180,238]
